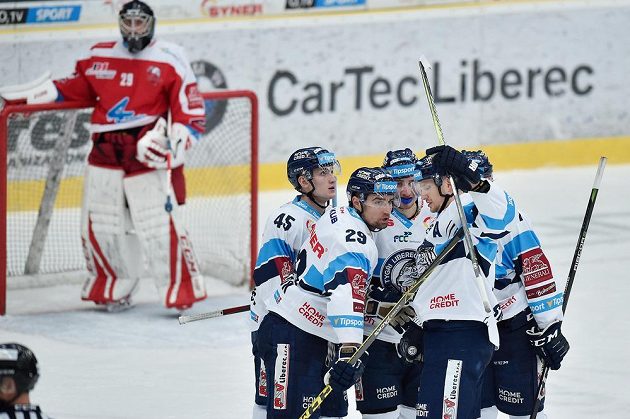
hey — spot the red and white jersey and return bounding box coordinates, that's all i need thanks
[53,39,205,135]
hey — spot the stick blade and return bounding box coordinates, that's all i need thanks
[418,55,432,71]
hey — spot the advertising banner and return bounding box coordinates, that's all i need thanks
[1,1,628,165]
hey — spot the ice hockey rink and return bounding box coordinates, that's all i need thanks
[2,162,629,418]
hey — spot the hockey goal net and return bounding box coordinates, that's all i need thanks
[0,90,258,315]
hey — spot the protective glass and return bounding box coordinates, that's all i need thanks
[362,181,400,208]
[119,12,153,39]
[413,175,438,196]
[316,152,342,177]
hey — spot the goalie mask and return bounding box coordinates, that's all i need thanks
[119,0,155,53]
[0,343,39,398]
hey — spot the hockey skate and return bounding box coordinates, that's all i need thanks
[105,278,140,312]
[105,295,135,313]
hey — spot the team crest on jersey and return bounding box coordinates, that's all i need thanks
[85,62,116,79]
[146,66,161,85]
[381,249,419,293]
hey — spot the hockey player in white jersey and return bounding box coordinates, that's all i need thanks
[0,343,52,419]
[355,149,434,419]
[465,151,570,419]
[258,167,398,418]
[398,145,516,419]
[250,147,341,419]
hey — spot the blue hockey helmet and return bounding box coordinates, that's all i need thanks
[0,343,39,395]
[414,154,443,187]
[461,149,493,179]
[347,167,398,204]
[382,148,418,179]
[119,0,155,53]
[287,147,341,192]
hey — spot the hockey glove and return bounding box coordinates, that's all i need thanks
[390,305,417,334]
[137,118,190,169]
[396,321,424,365]
[324,344,369,391]
[426,145,481,192]
[526,321,570,370]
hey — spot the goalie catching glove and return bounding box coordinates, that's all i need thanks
[136,117,197,169]
[324,344,369,391]
[526,321,570,370]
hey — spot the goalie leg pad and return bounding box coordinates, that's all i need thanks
[80,164,142,303]
[123,170,206,309]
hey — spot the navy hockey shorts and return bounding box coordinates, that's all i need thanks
[252,331,268,406]
[257,312,348,418]
[355,338,421,414]
[481,308,544,416]
[416,320,494,419]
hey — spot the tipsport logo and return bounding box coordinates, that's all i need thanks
[529,294,563,314]
[329,315,363,328]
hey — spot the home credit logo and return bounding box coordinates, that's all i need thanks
[429,293,459,309]
[201,0,263,18]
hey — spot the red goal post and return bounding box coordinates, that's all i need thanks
[0,90,258,315]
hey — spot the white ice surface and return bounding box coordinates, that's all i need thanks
[2,163,630,418]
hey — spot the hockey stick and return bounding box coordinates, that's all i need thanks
[164,111,173,213]
[417,57,492,313]
[299,227,465,419]
[530,156,607,419]
[178,304,250,325]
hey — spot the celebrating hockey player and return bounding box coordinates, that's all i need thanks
[257,167,398,418]
[250,147,341,419]
[399,145,516,419]
[0,1,207,311]
[0,343,52,418]
[460,151,570,419]
[356,149,434,419]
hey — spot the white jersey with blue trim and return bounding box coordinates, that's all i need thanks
[267,206,378,345]
[250,196,323,333]
[493,204,563,329]
[364,204,434,343]
[410,183,516,348]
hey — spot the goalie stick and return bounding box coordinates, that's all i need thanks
[299,227,465,419]
[178,304,249,325]
[530,156,607,419]
[417,57,492,314]
[164,110,173,213]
